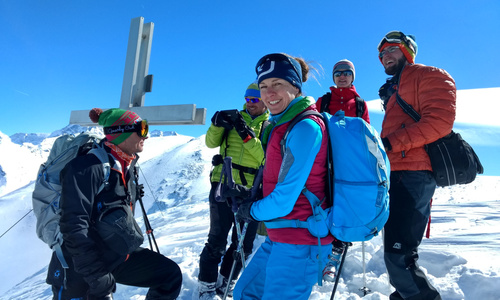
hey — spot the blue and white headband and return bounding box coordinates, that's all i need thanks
[255,53,302,91]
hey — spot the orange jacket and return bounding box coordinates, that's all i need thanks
[381,64,456,171]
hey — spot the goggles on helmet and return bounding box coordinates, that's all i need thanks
[378,31,413,52]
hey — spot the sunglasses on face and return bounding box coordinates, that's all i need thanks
[333,70,353,77]
[378,46,401,59]
[103,119,149,138]
[245,97,261,103]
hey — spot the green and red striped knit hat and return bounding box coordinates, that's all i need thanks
[89,108,141,145]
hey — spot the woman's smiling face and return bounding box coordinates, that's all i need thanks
[258,78,299,114]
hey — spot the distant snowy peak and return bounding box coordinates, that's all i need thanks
[7,125,178,146]
[149,129,178,137]
[6,125,100,146]
[48,124,104,139]
[9,132,50,145]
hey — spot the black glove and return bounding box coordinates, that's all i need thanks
[137,183,145,199]
[236,201,255,223]
[234,114,255,142]
[85,273,116,298]
[222,184,252,204]
[211,111,233,130]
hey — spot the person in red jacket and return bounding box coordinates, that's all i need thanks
[316,59,370,123]
[378,31,456,300]
[317,59,371,282]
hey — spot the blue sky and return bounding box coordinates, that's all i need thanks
[2,0,499,138]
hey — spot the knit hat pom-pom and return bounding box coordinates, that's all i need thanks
[89,108,103,123]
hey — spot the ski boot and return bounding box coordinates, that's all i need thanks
[322,244,344,282]
[216,275,236,298]
[198,280,221,300]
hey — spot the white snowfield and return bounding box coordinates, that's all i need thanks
[0,130,499,300]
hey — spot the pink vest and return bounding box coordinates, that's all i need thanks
[264,110,334,245]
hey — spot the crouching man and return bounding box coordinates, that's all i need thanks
[47,108,182,300]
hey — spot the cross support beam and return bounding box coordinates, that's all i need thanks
[120,17,153,108]
[70,105,206,126]
[69,16,206,127]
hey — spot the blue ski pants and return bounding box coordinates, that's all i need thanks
[233,236,330,300]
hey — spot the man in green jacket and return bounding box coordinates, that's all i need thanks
[198,83,269,300]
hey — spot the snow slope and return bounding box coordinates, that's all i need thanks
[0,130,499,300]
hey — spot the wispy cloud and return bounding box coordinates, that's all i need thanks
[14,90,29,97]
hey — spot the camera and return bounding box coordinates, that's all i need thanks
[220,109,241,123]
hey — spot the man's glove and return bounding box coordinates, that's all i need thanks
[137,183,145,199]
[236,201,255,223]
[234,114,255,142]
[222,184,252,204]
[211,111,233,130]
[85,273,116,299]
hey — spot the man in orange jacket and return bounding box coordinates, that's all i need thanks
[377,31,456,300]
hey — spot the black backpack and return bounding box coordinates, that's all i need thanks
[395,92,484,186]
[320,92,365,118]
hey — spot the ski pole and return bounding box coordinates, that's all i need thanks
[221,158,265,300]
[223,220,248,300]
[219,156,247,300]
[232,201,247,270]
[359,241,371,295]
[330,243,350,300]
[138,195,160,253]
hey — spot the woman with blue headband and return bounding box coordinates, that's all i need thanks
[233,53,333,300]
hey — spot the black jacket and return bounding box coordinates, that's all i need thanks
[57,142,140,278]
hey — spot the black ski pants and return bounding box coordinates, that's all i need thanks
[49,247,182,300]
[384,170,441,300]
[198,182,259,283]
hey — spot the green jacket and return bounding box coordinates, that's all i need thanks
[206,104,269,188]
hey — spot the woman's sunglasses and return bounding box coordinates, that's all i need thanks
[333,70,353,77]
[103,119,149,138]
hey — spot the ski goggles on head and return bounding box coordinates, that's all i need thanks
[245,97,261,103]
[333,70,353,77]
[104,119,149,138]
[378,31,411,52]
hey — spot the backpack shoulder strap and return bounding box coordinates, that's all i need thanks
[88,142,112,193]
[355,96,365,118]
[395,92,421,122]
[53,239,69,269]
[280,110,322,158]
[320,92,332,113]
[259,120,271,140]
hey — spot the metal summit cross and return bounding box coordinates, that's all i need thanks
[70,16,206,127]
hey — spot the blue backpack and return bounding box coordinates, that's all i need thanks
[266,110,390,242]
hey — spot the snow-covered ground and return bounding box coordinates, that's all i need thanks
[0,128,499,300]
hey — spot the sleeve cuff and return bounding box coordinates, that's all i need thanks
[243,135,253,143]
[382,137,392,151]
